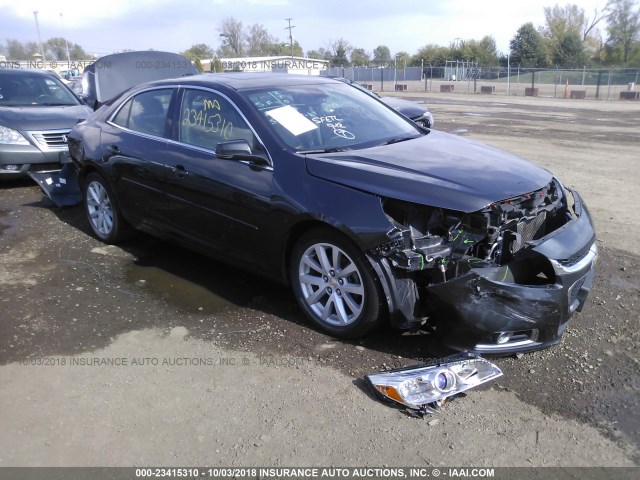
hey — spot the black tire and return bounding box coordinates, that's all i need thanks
[82,172,131,243]
[290,228,386,338]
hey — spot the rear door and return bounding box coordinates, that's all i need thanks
[100,87,175,229]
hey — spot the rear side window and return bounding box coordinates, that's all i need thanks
[112,89,173,137]
[179,89,256,152]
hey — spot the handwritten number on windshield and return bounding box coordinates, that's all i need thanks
[312,115,355,140]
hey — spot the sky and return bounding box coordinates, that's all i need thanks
[0,0,606,59]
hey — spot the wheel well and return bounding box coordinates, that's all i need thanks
[285,220,391,335]
[282,220,363,286]
[78,165,100,186]
[282,221,323,285]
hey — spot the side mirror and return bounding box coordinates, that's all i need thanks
[215,140,269,166]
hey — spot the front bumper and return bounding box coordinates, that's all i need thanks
[430,242,596,354]
[0,144,70,178]
[375,190,597,354]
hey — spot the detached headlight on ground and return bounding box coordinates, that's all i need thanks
[366,353,502,413]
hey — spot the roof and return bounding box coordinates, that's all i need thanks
[152,72,340,91]
[217,55,329,64]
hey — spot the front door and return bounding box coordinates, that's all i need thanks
[161,87,274,271]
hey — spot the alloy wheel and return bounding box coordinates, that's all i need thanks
[86,180,114,237]
[298,242,365,326]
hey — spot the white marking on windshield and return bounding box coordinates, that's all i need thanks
[266,105,318,136]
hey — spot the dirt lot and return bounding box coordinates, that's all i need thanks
[0,93,639,468]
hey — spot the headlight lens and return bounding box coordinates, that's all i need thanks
[414,112,434,128]
[366,353,502,412]
[0,125,29,145]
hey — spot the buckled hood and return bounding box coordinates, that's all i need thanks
[305,130,553,212]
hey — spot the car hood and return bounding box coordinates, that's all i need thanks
[305,130,553,213]
[380,97,429,118]
[0,105,93,131]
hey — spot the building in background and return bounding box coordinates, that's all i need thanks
[202,56,329,75]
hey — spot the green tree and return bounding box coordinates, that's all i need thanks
[246,24,276,56]
[44,38,71,60]
[543,3,585,40]
[3,39,39,60]
[448,38,466,60]
[394,51,411,67]
[552,30,587,66]
[451,36,499,65]
[372,45,391,66]
[331,38,352,66]
[211,57,224,72]
[350,48,370,66]
[269,41,303,57]
[476,36,499,65]
[605,0,640,64]
[181,44,214,61]
[542,3,606,65]
[306,48,332,61]
[412,43,450,67]
[69,44,92,60]
[509,23,548,67]
[194,58,203,72]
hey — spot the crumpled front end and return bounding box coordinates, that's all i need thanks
[368,179,597,353]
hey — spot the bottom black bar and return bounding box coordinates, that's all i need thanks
[0,467,638,480]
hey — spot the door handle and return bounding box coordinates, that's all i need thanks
[173,164,189,177]
[107,145,120,153]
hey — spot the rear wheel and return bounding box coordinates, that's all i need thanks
[290,229,386,338]
[83,172,130,243]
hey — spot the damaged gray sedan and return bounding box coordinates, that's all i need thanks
[63,74,597,354]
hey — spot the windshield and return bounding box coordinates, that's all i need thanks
[0,72,81,107]
[242,82,421,152]
[341,79,380,99]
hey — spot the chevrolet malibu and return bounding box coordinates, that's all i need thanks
[67,74,597,353]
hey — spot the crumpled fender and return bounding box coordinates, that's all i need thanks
[29,163,82,207]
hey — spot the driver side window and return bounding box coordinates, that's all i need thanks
[179,89,256,152]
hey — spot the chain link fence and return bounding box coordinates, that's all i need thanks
[324,66,640,100]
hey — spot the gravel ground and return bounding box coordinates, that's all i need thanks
[0,93,638,468]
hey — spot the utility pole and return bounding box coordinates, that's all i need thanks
[60,13,71,65]
[285,18,295,60]
[33,11,46,62]
[394,54,398,90]
[507,54,510,96]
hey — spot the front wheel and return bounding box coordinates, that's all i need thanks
[83,172,130,243]
[290,229,386,338]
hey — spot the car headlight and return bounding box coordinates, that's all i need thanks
[0,125,29,145]
[414,112,434,128]
[366,353,502,413]
[553,176,566,198]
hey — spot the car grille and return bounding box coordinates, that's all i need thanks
[28,129,71,151]
[512,211,547,253]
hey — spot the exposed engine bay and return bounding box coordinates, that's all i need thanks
[374,178,568,282]
[368,178,596,353]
